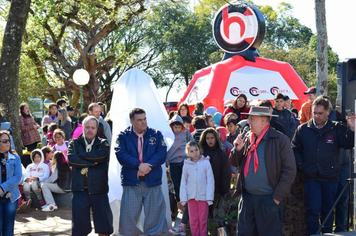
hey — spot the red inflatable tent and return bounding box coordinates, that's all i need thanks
[179,55,308,114]
[179,2,308,114]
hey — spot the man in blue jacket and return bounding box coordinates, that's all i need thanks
[115,108,168,235]
[68,116,113,236]
[292,96,355,235]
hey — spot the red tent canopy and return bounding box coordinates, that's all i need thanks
[179,55,308,114]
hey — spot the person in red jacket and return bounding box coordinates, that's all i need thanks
[220,94,250,126]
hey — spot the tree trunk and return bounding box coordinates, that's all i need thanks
[315,0,328,96]
[0,0,32,155]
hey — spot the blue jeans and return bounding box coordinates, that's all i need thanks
[335,163,350,232]
[304,181,337,235]
[0,197,18,236]
[169,162,184,202]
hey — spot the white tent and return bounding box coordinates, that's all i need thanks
[108,68,174,235]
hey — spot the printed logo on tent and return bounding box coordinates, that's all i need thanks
[270,86,280,95]
[249,87,269,97]
[230,87,245,96]
[212,2,265,54]
[249,87,259,96]
[270,86,291,95]
[326,135,334,144]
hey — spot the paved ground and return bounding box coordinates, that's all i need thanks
[15,206,179,236]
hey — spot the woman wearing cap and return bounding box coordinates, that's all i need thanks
[219,94,250,126]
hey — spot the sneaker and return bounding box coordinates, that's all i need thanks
[169,225,186,235]
[41,204,48,209]
[25,199,32,209]
[42,203,58,212]
[17,202,27,214]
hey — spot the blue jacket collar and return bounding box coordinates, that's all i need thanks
[7,152,16,160]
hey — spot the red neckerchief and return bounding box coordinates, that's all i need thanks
[244,124,269,177]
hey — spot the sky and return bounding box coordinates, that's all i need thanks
[160,0,356,102]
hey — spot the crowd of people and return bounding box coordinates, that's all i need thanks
[0,86,355,236]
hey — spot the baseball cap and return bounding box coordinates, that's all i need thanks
[304,87,316,94]
[66,105,74,111]
[283,95,290,101]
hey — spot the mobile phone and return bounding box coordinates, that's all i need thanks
[345,109,352,117]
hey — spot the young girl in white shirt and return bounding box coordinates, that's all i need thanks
[180,141,214,236]
[53,129,68,160]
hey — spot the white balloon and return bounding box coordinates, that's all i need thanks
[108,68,174,235]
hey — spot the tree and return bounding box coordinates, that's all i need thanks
[15,0,155,111]
[315,0,328,96]
[146,2,218,95]
[0,0,31,155]
[260,3,313,49]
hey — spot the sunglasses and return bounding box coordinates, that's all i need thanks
[0,139,10,144]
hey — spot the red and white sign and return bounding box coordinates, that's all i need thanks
[213,3,264,53]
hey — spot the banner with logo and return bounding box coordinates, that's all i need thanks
[223,66,298,100]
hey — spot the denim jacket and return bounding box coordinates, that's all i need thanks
[0,152,22,203]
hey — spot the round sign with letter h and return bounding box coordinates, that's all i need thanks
[213,1,265,54]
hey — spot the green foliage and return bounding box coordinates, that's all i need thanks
[146,3,219,87]
[0,0,341,103]
[259,2,313,49]
[13,0,153,106]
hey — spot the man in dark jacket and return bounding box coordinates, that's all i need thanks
[230,106,296,236]
[292,96,355,235]
[272,93,296,139]
[115,108,168,235]
[68,116,113,236]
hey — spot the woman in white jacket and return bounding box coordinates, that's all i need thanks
[180,141,214,236]
[41,151,71,211]
[23,149,50,207]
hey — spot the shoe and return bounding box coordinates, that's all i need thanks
[25,199,32,209]
[169,225,186,235]
[17,202,27,214]
[42,203,58,212]
[41,204,48,209]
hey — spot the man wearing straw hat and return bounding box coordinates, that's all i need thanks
[230,106,296,236]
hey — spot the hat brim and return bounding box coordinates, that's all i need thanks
[241,112,278,117]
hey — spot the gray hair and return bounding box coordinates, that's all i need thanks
[83,115,99,128]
